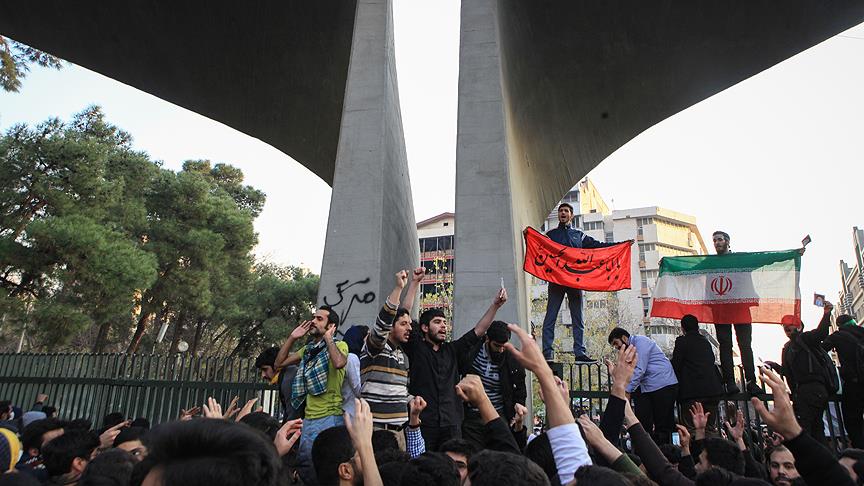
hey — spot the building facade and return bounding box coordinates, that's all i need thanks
[839,227,864,320]
[417,213,455,311]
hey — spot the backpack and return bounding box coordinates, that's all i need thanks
[785,337,841,395]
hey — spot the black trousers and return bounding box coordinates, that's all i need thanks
[420,424,461,452]
[715,323,756,384]
[634,384,679,445]
[793,382,829,445]
[843,381,864,448]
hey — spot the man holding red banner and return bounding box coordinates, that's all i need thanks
[532,203,633,363]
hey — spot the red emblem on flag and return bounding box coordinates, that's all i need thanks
[710,276,733,296]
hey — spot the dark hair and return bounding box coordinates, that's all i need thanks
[468,450,550,486]
[21,418,64,452]
[313,426,356,486]
[695,466,736,486]
[343,325,370,355]
[66,418,92,431]
[681,314,699,333]
[702,438,745,475]
[42,429,100,477]
[623,472,661,486]
[486,321,510,344]
[380,460,409,486]
[79,448,137,486]
[130,417,150,429]
[319,305,340,328]
[395,308,411,321]
[558,203,574,213]
[255,347,280,370]
[376,448,410,467]
[419,309,447,328]
[102,412,125,429]
[401,452,460,486]
[572,465,629,486]
[439,439,477,461]
[660,444,683,465]
[239,412,281,441]
[42,406,57,419]
[131,418,281,486]
[372,429,399,452]
[0,401,10,416]
[523,433,559,486]
[713,231,730,242]
[607,327,630,344]
[113,426,148,448]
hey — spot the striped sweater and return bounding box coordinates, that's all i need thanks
[359,300,410,425]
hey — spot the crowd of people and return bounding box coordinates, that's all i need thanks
[1,227,864,485]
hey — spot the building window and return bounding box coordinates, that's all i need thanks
[584,221,603,231]
[443,222,449,227]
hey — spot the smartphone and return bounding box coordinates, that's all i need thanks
[672,432,680,446]
[500,277,505,290]
[802,235,812,247]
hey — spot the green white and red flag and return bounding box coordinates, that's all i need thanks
[650,250,801,324]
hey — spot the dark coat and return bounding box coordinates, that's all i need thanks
[671,331,724,400]
[459,340,527,422]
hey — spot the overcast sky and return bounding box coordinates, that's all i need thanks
[1,3,862,361]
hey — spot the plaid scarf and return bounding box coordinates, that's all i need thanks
[290,340,330,409]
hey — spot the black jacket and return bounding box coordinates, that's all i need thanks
[458,341,527,422]
[781,312,832,392]
[822,325,864,384]
[671,330,724,400]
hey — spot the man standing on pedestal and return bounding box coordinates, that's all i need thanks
[542,202,623,363]
[711,230,760,396]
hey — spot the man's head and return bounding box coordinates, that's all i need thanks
[696,438,744,476]
[607,328,631,351]
[781,315,803,340]
[0,401,10,421]
[390,309,413,345]
[400,452,460,486]
[238,412,281,441]
[102,412,125,430]
[313,426,360,486]
[838,315,858,328]
[136,418,281,486]
[21,418,64,458]
[78,448,137,486]
[440,439,477,485]
[557,203,575,226]
[255,347,280,382]
[681,315,699,334]
[41,429,99,480]
[713,231,730,255]
[468,450,549,486]
[767,445,799,486]
[838,448,864,484]
[523,433,558,485]
[570,465,630,486]
[309,306,340,339]
[420,309,448,345]
[343,325,369,355]
[485,321,511,356]
[113,426,148,460]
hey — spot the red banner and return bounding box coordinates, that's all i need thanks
[523,227,632,291]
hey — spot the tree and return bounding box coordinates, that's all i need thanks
[0,36,62,92]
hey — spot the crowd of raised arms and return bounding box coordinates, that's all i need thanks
[2,257,864,486]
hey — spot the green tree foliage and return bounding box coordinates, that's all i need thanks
[0,107,302,354]
[0,36,62,92]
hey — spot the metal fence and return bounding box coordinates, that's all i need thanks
[561,362,850,450]
[0,353,280,425]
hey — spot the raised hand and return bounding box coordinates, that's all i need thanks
[409,396,427,427]
[493,288,508,307]
[203,397,225,419]
[36,393,48,404]
[725,409,746,444]
[274,418,303,456]
[222,396,241,420]
[502,324,548,374]
[180,406,200,421]
[290,320,313,339]
[99,420,130,449]
[609,345,637,398]
[675,424,691,453]
[751,367,802,440]
[511,403,528,430]
[411,267,425,284]
[235,397,259,422]
[536,375,568,405]
[824,301,834,314]
[577,414,606,447]
[345,399,374,449]
[323,324,336,343]
[395,269,409,288]
[455,375,489,407]
[690,401,710,436]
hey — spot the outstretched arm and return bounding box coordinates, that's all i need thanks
[401,267,424,313]
[368,271,408,353]
[472,288,508,337]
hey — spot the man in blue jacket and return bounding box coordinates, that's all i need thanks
[542,202,626,362]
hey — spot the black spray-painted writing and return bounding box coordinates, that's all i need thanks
[323,278,376,326]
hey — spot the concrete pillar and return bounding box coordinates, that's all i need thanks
[318,0,419,329]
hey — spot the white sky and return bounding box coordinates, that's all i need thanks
[1,2,863,361]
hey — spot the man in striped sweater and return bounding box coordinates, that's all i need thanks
[359,269,420,439]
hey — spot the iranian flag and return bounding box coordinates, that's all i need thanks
[650,250,801,324]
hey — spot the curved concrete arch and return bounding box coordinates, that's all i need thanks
[454,0,864,334]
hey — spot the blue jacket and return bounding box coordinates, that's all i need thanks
[546,223,617,249]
